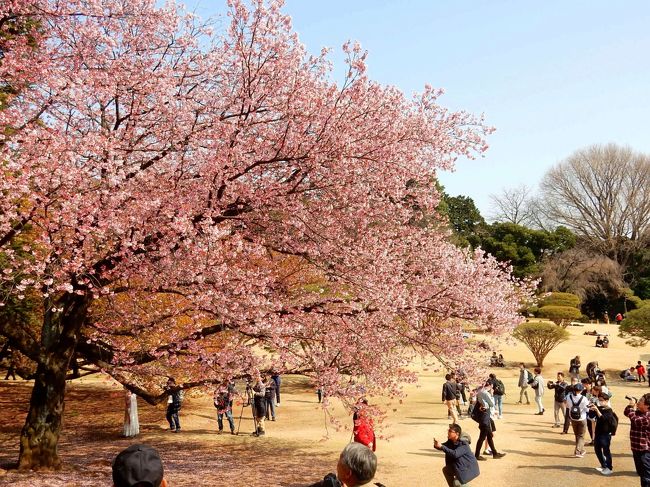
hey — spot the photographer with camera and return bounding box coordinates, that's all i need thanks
[529,367,545,415]
[588,390,618,475]
[434,423,480,486]
[547,372,569,430]
[624,393,650,487]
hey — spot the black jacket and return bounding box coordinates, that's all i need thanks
[593,406,619,436]
[442,381,458,401]
[547,380,569,402]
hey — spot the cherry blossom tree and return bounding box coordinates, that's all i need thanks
[0,0,532,469]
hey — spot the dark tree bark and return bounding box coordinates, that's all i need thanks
[18,294,90,470]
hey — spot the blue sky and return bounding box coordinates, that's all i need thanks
[193,1,650,217]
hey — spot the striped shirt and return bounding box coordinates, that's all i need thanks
[624,406,650,451]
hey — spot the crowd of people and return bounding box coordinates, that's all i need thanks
[434,354,650,486]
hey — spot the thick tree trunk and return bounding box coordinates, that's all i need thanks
[18,293,89,470]
[18,358,70,470]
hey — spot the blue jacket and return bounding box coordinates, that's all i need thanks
[441,439,480,484]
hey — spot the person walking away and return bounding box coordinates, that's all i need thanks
[271,373,281,405]
[472,396,506,461]
[123,388,139,437]
[625,393,650,487]
[567,383,590,457]
[442,374,459,424]
[637,361,648,383]
[530,367,545,414]
[517,363,531,405]
[589,391,618,475]
[489,373,505,419]
[569,356,581,379]
[165,378,182,432]
[214,382,236,435]
[547,372,569,428]
[434,423,480,487]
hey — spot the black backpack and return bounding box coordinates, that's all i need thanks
[569,396,583,420]
[493,380,505,396]
[471,403,484,422]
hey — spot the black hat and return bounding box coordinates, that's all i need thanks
[112,444,164,487]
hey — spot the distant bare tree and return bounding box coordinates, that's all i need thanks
[538,144,650,265]
[539,247,625,301]
[489,184,534,225]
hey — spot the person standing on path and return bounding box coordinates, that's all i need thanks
[489,373,505,419]
[264,374,277,421]
[531,367,545,415]
[123,388,140,438]
[517,363,531,405]
[252,373,267,436]
[637,361,647,383]
[547,372,569,428]
[214,382,236,435]
[624,393,650,487]
[569,356,581,380]
[271,372,281,405]
[165,378,182,433]
[589,391,618,475]
[442,373,459,424]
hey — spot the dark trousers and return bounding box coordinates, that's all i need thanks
[563,407,570,433]
[218,410,235,432]
[274,381,281,403]
[475,426,497,457]
[166,406,180,430]
[265,394,276,420]
[587,419,594,440]
[594,434,612,470]
[632,450,650,487]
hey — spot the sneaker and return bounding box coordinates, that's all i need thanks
[498,414,503,419]
[526,402,531,405]
[484,448,493,455]
[574,452,585,458]
[231,431,236,435]
[475,455,487,461]
[601,468,612,475]
[535,412,544,415]
[595,467,604,472]
[517,401,522,404]
[493,453,506,459]
[217,429,223,435]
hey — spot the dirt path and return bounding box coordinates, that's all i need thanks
[1,324,648,486]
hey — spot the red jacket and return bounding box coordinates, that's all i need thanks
[353,414,376,451]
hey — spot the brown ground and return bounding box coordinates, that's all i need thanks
[0,323,648,486]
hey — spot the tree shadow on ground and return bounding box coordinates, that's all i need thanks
[0,381,333,487]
